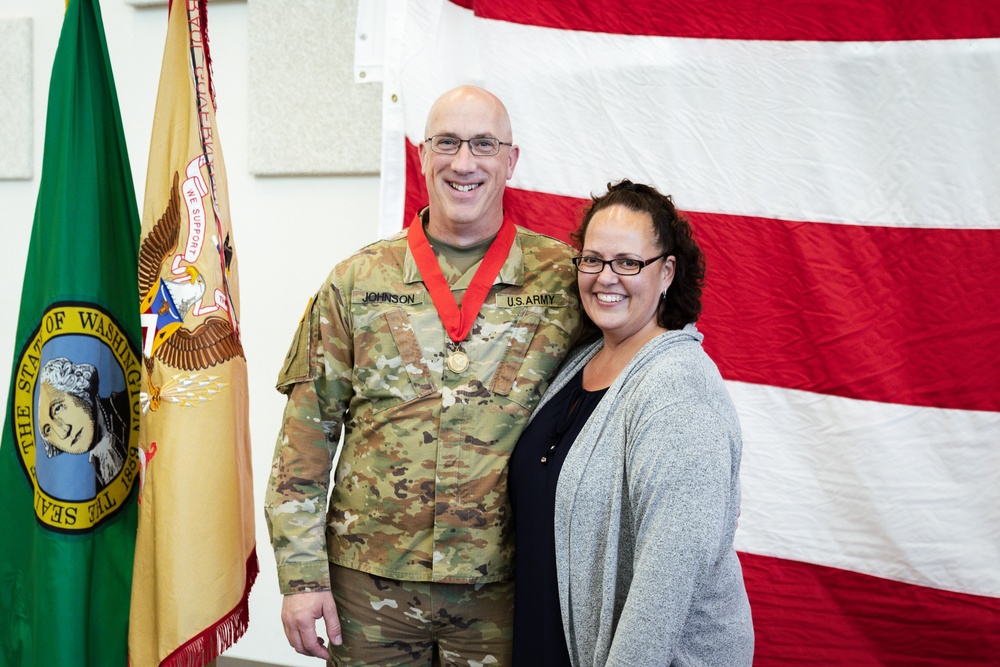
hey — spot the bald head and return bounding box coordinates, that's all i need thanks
[419,86,520,245]
[424,86,513,143]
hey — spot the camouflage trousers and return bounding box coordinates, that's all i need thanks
[327,564,514,667]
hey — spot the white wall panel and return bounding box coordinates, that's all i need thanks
[248,0,381,175]
[0,18,32,180]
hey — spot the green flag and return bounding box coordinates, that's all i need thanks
[0,0,141,665]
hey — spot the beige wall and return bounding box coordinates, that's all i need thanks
[0,1,386,665]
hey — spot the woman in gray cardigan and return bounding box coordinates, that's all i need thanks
[510,180,754,666]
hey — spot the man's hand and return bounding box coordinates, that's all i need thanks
[281,591,343,659]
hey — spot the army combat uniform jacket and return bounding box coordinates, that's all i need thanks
[265,224,582,593]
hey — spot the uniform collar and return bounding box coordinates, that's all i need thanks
[403,209,525,288]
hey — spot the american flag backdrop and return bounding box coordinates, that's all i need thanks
[377,1,1000,664]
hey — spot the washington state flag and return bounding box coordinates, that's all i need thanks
[0,0,141,665]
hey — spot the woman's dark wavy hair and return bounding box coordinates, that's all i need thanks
[571,179,705,330]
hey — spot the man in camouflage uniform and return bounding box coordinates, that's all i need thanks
[265,86,583,666]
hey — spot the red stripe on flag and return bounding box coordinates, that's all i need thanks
[503,188,589,244]
[404,139,427,229]
[739,552,1000,665]
[455,0,1000,41]
[694,211,1000,414]
[403,140,1000,412]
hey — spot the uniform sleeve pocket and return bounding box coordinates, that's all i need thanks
[276,296,318,394]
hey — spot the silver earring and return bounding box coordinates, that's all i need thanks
[661,290,668,300]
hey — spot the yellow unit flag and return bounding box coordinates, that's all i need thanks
[130,1,257,665]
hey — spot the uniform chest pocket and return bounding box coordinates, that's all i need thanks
[353,307,435,414]
[489,311,572,412]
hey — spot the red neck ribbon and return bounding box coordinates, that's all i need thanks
[407,214,516,344]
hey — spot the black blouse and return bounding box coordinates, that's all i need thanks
[509,368,608,666]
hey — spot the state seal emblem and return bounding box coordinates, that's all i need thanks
[10,302,140,532]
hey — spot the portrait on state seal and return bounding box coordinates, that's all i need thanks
[36,356,129,495]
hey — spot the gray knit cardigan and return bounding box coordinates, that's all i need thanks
[530,325,754,666]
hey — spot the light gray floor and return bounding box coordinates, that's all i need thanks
[218,657,285,667]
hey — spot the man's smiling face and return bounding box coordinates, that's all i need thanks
[419,87,519,245]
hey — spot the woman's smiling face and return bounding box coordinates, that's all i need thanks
[577,204,675,347]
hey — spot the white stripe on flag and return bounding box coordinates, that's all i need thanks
[732,380,1000,597]
[386,1,1000,230]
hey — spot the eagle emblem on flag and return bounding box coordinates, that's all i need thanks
[138,170,244,374]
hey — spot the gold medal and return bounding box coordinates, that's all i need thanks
[446,350,470,373]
